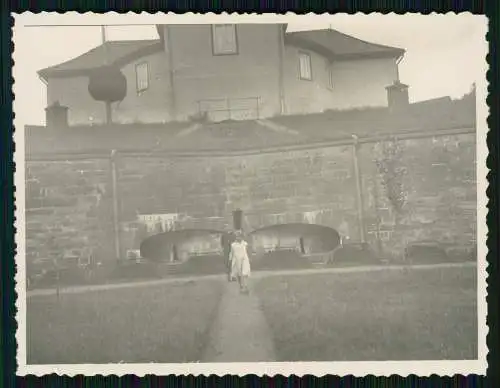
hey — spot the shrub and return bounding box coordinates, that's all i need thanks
[405,242,448,264]
[328,242,378,265]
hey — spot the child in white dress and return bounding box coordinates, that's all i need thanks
[229,230,251,293]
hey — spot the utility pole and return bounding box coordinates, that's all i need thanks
[110,150,121,260]
[101,25,112,125]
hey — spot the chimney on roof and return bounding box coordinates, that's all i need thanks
[45,101,69,129]
[385,80,410,112]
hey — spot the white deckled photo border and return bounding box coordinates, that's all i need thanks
[13,12,489,377]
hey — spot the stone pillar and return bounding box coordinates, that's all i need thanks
[233,209,243,231]
[385,80,410,112]
[45,101,69,129]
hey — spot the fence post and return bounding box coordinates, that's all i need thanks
[110,150,121,260]
[165,26,177,120]
[278,24,286,115]
[352,137,366,243]
[371,170,383,255]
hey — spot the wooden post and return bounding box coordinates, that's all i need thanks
[105,102,112,125]
[278,25,286,115]
[352,138,366,243]
[110,150,121,260]
[164,26,177,120]
[101,25,112,125]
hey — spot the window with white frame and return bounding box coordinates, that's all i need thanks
[212,24,238,55]
[328,66,334,89]
[135,62,149,93]
[299,52,312,80]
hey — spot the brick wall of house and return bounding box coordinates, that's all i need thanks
[48,76,107,126]
[329,57,399,110]
[47,50,172,126]
[282,45,335,115]
[162,24,283,121]
[25,129,477,269]
[45,26,400,126]
[282,48,398,115]
[112,51,172,124]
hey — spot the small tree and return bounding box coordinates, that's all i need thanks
[375,139,408,218]
[88,65,127,124]
[374,138,409,255]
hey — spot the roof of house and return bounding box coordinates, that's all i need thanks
[285,29,405,60]
[38,39,163,79]
[26,91,476,158]
[38,26,404,79]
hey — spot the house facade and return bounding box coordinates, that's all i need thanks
[39,24,405,126]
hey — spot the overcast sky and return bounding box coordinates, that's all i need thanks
[13,13,487,126]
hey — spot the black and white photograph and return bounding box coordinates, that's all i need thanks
[13,12,488,376]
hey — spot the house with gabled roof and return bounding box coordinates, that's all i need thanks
[38,24,405,126]
[27,23,478,273]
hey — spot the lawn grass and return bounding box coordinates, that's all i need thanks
[255,266,477,361]
[27,278,225,364]
[251,250,313,271]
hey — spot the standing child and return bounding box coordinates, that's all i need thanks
[229,230,251,294]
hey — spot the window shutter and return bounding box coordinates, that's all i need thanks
[136,62,149,92]
[212,24,238,55]
[299,53,312,80]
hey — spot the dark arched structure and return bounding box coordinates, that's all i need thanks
[140,224,341,270]
[249,223,341,255]
[140,229,227,262]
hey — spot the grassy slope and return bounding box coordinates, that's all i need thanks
[27,279,224,364]
[256,266,477,361]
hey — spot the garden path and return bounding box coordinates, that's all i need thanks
[201,280,277,362]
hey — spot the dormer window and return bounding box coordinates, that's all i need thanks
[212,24,238,55]
[299,52,312,81]
[135,62,149,93]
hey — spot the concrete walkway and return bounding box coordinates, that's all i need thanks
[201,281,276,362]
[27,261,477,297]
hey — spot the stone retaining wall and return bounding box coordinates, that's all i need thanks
[25,129,477,273]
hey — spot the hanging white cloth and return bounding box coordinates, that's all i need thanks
[304,210,321,224]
